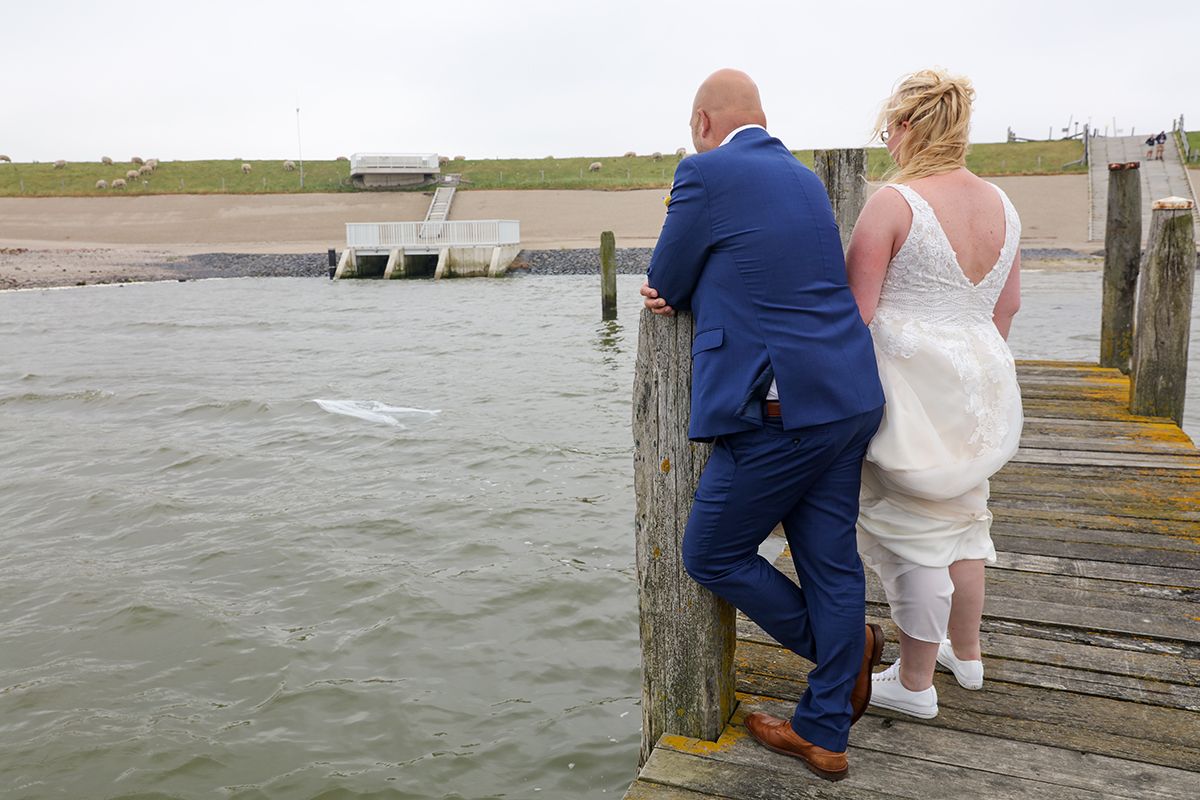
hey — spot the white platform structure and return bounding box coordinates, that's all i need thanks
[349,152,441,188]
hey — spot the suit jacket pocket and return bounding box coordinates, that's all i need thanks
[691,327,724,356]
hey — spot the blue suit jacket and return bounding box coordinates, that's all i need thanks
[647,128,884,441]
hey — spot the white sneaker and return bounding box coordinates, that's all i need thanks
[936,639,984,690]
[869,661,939,719]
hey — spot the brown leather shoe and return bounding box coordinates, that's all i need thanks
[744,712,849,781]
[851,623,884,724]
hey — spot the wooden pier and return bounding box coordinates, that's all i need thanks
[627,153,1197,799]
[627,359,1199,799]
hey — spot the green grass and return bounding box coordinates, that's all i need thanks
[0,140,1088,197]
[1186,131,1200,168]
[0,158,357,197]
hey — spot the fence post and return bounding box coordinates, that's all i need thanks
[632,308,735,767]
[1130,197,1197,426]
[600,231,617,320]
[1100,162,1142,373]
[813,148,867,252]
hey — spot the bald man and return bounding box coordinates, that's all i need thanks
[641,70,885,781]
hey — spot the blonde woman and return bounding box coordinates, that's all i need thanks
[845,69,1023,718]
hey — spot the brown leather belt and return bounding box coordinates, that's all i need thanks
[765,400,782,418]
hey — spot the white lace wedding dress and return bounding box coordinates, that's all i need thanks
[857,182,1023,636]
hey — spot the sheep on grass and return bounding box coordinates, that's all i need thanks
[453,155,465,161]
[241,163,252,174]
[138,165,153,176]
[54,160,67,169]
[651,151,663,161]
[145,158,158,168]
[112,178,127,189]
[96,179,108,190]
[126,169,140,181]
[101,156,113,165]
[336,155,349,161]
[588,161,602,172]
[676,148,687,158]
[0,155,10,163]
[438,156,450,166]
[282,160,295,171]
[623,151,637,158]
[131,156,144,165]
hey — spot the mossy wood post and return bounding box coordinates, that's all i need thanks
[1130,197,1197,426]
[814,148,867,252]
[632,307,735,767]
[1100,162,1142,373]
[601,230,617,320]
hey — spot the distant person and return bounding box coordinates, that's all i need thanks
[845,68,1023,719]
[641,68,885,782]
[1146,135,1157,160]
[1155,130,1168,160]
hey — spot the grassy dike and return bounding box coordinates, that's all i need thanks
[0,140,1090,197]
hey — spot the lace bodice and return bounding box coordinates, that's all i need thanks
[874,183,1021,328]
[868,182,1023,455]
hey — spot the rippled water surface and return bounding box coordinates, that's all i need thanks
[0,271,1196,800]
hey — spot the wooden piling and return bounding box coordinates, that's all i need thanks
[1100,162,1142,373]
[601,231,617,321]
[813,148,867,251]
[632,307,735,767]
[1130,197,1197,426]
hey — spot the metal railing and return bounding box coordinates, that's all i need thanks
[349,153,440,174]
[346,220,520,251]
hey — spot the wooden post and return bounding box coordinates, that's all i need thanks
[1100,162,1142,373]
[1130,197,1197,426]
[632,308,735,767]
[600,231,617,320]
[813,148,867,252]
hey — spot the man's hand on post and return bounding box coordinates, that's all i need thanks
[641,280,675,316]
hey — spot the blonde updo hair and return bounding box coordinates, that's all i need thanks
[875,68,975,182]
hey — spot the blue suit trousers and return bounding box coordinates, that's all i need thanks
[682,406,883,752]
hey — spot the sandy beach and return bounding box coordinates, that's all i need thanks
[0,175,1093,289]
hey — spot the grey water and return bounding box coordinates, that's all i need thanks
[0,272,1196,800]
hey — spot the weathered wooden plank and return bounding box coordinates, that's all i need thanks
[1011,447,1200,470]
[1017,434,1199,456]
[983,562,1200,604]
[734,656,1200,771]
[650,719,1119,799]
[1018,398,1170,422]
[977,630,1200,687]
[623,778,729,800]
[991,531,1200,570]
[737,631,1200,711]
[991,551,1200,588]
[796,552,1200,631]
[637,743,892,799]
[739,694,1200,799]
[987,493,1200,523]
[1015,360,1123,376]
[990,507,1200,540]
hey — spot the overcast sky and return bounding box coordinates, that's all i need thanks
[5,0,1197,162]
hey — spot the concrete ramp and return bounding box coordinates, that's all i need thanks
[1089,134,1198,241]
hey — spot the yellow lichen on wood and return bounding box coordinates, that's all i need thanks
[658,727,747,756]
[660,458,671,474]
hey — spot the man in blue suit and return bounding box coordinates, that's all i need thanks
[641,69,885,782]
